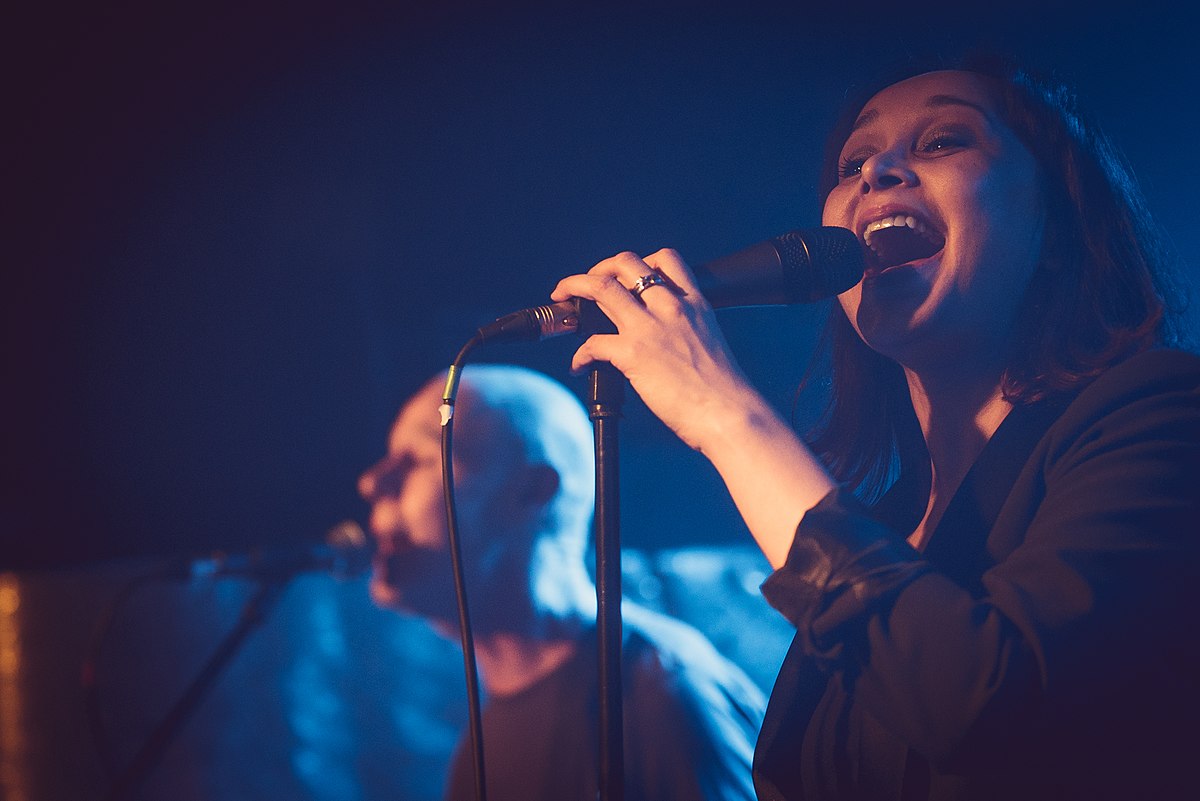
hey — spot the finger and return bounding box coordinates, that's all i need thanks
[568,333,622,375]
[552,251,643,296]
[627,270,678,303]
[598,251,685,306]
[555,250,669,306]
[551,272,646,320]
[641,247,706,300]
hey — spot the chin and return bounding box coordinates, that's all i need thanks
[853,284,950,357]
[368,578,405,611]
[369,571,462,632]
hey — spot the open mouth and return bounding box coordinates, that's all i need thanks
[862,215,945,275]
[375,541,443,587]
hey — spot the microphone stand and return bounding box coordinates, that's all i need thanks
[582,302,625,801]
[99,576,290,801]
[473,298,628,799]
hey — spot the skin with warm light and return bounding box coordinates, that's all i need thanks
[825,70,1046,548]
[828,71,1044,377]
[551,70,1046,562]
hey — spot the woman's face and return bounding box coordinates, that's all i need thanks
[822,70,1045,373]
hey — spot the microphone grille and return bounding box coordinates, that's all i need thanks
[325,520,374,579]
[326,519,366,547]
[774,227,864,302]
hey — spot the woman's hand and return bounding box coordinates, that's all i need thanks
[551,247,755,455]
[552,246,838,567]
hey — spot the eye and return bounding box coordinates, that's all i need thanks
[367,454,413,499]
[837,156,863,179]
[837,147,875,179]
[917,127,972,155]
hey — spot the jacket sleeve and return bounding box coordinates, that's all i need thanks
[760,352,1200,773]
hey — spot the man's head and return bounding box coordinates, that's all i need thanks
[358,364,595,636]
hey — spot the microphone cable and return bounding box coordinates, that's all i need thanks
[440,333,489,801]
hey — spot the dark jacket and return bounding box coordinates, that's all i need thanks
[753,348,1200,800]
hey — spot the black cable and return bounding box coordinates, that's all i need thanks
[441,333,488,801]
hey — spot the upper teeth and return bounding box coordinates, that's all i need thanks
[862,215,931,249]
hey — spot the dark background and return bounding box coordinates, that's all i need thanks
[5,4,1199,801]
[8,2,1199,567]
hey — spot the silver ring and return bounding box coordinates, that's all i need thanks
[630,272,668,298]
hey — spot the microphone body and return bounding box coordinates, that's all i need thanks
[477,226,863,344]
[178,521,373,581]
[692,226,864,307]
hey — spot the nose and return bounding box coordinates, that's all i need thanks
[358,464,386,502]
[859,148,917,193]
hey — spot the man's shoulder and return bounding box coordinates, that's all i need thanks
[619,603,766,717]
[621,603,725,674]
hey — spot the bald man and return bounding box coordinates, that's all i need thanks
[359,364,764,800]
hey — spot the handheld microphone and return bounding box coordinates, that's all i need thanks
[476,226,863,344]
[178,520,374,581]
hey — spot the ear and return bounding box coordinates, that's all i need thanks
[517,464,560,510]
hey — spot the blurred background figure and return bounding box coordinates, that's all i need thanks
[0,508,787,801]
[358,364,766,800]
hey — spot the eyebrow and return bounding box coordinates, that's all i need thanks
[849,108,878,133]
[849,93,991,133]
[926,94,991,118]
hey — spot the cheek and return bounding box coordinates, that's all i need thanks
[961,153,1044,254]
[397,478,449,544]
[411,496,447,542]
[957,177,1045,295]
[1000,184,1045,265]
[821,186,854,227]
